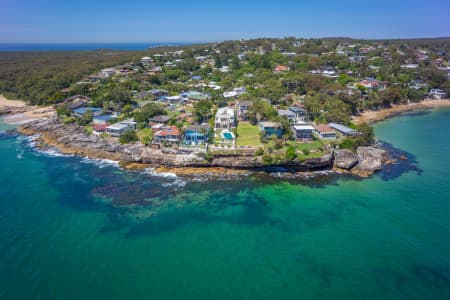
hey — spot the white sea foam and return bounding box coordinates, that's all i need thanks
[80,156,120,168]
[142,168,186,187]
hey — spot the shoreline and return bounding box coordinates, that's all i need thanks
[352,99,450,125]
[0,94,56,124]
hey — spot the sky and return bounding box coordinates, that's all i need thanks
[1,0,449,43]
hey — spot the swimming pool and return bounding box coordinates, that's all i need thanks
[222,132,234,140]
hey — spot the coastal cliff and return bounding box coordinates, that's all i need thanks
[18,118,388,177]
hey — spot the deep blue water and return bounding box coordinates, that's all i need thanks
[0,42,194,52]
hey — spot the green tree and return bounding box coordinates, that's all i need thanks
[285,145,297,161]
[119,130,138,144]
[193,100,213,123]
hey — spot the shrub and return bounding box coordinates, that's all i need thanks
[262,154,273,164]
[274,139,283,150]
[285,145,297,161]
[119,130,138,144]
[255,147,264,156]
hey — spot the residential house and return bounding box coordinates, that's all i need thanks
[100,68,115,77]
[214,107,235,130]
[259,121,283,138]
[106,119,137,137]
[153,126,182,145]
[141,56,153,65]
[289,106,307,123]
[87,75,109,83]
[149,115,170,124]
[313,124,337,139]
[292,125,315,142]
[72,107,102,118]
[93,114,116,125]
[237,100,253,120]
[357,77,385,90]
[328,123,359,137]
[182,91,209,102]
[429,89,448,100]
[410,79,429,90]
[64,95,90,110]
[92,124,109,136]
[277,109,297,124]
[184,123,210,145]
[274,65,289,73]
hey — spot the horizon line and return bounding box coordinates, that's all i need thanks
[1,36,450,44]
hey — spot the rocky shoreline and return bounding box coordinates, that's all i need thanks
[17,117,389,178]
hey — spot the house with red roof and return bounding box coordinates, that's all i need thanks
[313,124,337,139]
[274,65,289,73]
[153,126,182,145]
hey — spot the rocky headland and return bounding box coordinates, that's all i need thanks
[17,117,389,178]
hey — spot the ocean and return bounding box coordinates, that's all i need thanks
[0,108,449,299]
[0,43,194,52]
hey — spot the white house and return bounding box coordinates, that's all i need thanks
[214,107,235,130]
[100,68,115,77]
[106,119,137,137]
[429,89,448,100]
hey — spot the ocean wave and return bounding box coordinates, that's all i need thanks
[80,156,120,168]
[142,167,178,179]
[142,168,186,187]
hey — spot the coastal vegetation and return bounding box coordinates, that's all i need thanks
[2,37,450,170]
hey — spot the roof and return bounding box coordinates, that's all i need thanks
[150,115,170,122]
[107,123,130,130]
[328,123,358,134]
[94,114,115,121]
[73,107,102,114]
[238,100,253,107]
[93,124,109,131]
[293,125,315,131]
[289,106,306,113]
[278,109,296,117]
[259,121,280,128]
[186,123,210,131]
[314,124,335,133]
[155,126,181,137]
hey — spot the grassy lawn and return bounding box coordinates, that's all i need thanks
[287,140,324,152]
[236,123,261,146]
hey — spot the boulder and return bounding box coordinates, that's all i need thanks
[355,146,388,175]
[334,149,359,170]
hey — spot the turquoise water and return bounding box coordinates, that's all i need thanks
[0,109,449,299]
[223,132,234,140]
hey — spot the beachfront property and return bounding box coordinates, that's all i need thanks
[106,119,137,137]
[72,107,103,118]
[259,121,283,138]
[313,124,337,139]
[429,89,448,99]
[184,123,210,145]
[292,125,315,142]
[214,107,235,130]
[328,123,359,137]
[153,126,182,145]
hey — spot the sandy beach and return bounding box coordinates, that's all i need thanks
[352,99,450,125]
[0,94,55,124]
